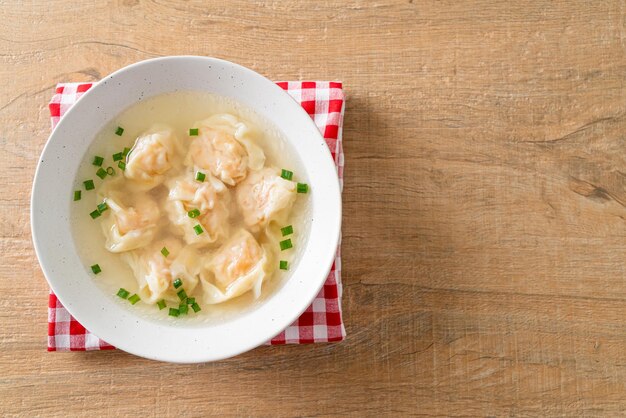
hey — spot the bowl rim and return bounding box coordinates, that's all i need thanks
[31,56,342,362]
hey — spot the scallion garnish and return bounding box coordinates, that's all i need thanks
[122,147,130,157]
[118,161,126,171]
[128,294,140,305]
[106,166,115,176]
[280,260,289,270]
[115,126,124,136]
[117,288,130,299]
[157,299,167,310]
[193,224,204,235]
[281,169,294,180]
[186,297,195,305]
[173,278,183,289]
[191,302,201,313]
[297,183,308,193]
[73,190,81,201]
[187,208,201,218]
[91,264,101,274]
[189,128,199,136]
[279,239,293,251]
[169,308,180,317]
[179,303,188,315]
[89,210,101,219]
[83,179,95,190]
[112,152,123,162]
[281,225,293,236]
[92,156,104,166]
[96,167,107,179]
[97,202,108,213]
[161,247,169,257]
[195,171,206,182]
[177,289,188,301]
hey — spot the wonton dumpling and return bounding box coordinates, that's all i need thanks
[101,193,160,252]
[200,114,266,171]
[164,174,230,246]
[122,238,201,304]
[236,167,296,230]
[187,129,248,186]
[200,229,268,304]
[125,125,181,190]
[185,114,265,185]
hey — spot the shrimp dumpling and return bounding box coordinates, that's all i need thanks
[200,229,269,304]
[122,238,201,304]
[125,125,181,190]
[164,174,231,246]
[198,114,265,170]
[186,127,249,186]
[101,193,160,252]
[236,167,296,230]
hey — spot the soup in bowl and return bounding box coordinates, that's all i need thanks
[31,56,342,363]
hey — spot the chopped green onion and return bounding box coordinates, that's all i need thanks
[73,190,81,201]
[191,302,201,313]
[279,239,293,251]
[118,161,126,171]
[122,147,131,157]
[297,183,308,193]
[189,128,199,136]
[115,126,124,136]
[97,202,108,213]
[187,208,201,218]
[83,179,95,190]
[281,225,293,236]
[195,171,206,182]
[169,308,180,317]
[106,166,115,176]
[157,299,167,310]
[96,168,107,179]
[179,303,188,315]
[173,278,183,289]
[91,264,101,274]
[112,152,123,162]
[89,210,101,219]
[117,288,130,299]
[186,297,196,305]
[193,224,204,235]
[281,169,293,180]
[280,260,289,270]
[128,294,140,305]
[92,156,104,166]
[177,289,188,301]
[161,247,169,257]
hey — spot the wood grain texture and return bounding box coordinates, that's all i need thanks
[1,0,626,416]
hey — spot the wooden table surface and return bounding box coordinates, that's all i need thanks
[2,1,626,416]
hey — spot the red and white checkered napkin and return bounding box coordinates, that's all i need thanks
[47,81,345,351]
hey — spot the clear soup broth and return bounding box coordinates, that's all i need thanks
[71,91,310,325]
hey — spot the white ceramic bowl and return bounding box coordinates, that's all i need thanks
[31,56,342,363]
